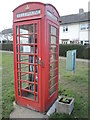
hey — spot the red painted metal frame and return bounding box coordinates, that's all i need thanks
[13,2,60,112]
[44,19,59,111]
[14,20,41,111]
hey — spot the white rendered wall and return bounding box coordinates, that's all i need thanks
[59,22,88,44]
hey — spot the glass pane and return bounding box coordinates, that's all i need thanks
[29,56,34,63]
[21,73,29,80]
[20,24,33,34]
[20,35,34,44]
[21,82,29,89]
[50,62,57,70]
[35,56,37,63]
[17,45,31,53]
[29,74,34,82]
[35,84,37,92]
[50,70,57,78]
[17,23,39,100]
[50,54,57,62]
[51,36,56,44]
[17,72,20,96]
[18,84,20,95]
[20,55,29,62]
[51,45,57,53]
[29,65,34,72]
[20,46,23,52]
[21,46,34,53]
[35,75,38,82]
[35,94,37,101]
[35,34,37,43]
[17,54,19,62]
[30,46,34,53]
[17,45,19,53]
[28,35,34,44]
[17,72,20,80]
[17,63,19,70]
[21,73,34,82]
[51,26,56,35]
[28,83,34,91]
[17,36,19,44]
[49,85,56,96]
[35,24,37,33]
[21,90,34,100]
[50,78,56,88]
[20,64,29,72]
[35,46,37,53]
[49,25,58,97]
[35,66,37,73]
[16,26,18,34]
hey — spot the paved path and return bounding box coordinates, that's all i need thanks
[0,50,13,54]
[10,102,48,119]
[60,56,88,62]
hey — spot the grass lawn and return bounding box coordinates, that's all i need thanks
[49,58,88,119]
[2,52,15,119]
[1,52,88,119]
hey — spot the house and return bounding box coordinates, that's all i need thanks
[0,28,13,43]
[0,35,7,43]
[60,9,90,45]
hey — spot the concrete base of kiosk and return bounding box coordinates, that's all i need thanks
[10,101,48,119]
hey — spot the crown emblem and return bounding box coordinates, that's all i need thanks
[25,5,30,10]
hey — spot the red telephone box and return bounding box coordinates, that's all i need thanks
[13,2,60,112]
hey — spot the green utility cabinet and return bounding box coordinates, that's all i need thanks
[66,50,76,71]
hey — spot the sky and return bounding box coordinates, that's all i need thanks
[0,0,89,32]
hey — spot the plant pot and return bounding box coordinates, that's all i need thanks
[56,96,74,115]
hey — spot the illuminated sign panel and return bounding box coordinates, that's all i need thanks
[16,9,41,18]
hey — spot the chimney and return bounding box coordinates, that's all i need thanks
[79,8,84,14]
[88,1,90,12]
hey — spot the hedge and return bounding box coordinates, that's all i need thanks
[0,43,13,51]
[0,43,90,59]
[59,44,90,59]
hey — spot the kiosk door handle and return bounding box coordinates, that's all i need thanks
[38,57,41,65]
[38,57,44,67]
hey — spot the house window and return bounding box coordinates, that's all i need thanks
[81,41,83,45]
[84,40,89,45]
[63,26,68,32]
[88,24,90,30]
[2,40,6,43]
[80,24,89,30]
[62,41,67,44]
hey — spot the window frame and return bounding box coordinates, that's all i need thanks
[80,24,89,31]
[63,26,68,32]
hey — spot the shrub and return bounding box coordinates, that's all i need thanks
[59,44,90,59]
[0,43,89,59]
[0,43,13,51]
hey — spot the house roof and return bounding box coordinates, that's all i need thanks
[1,28,12,34]
[60,12,90,25]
